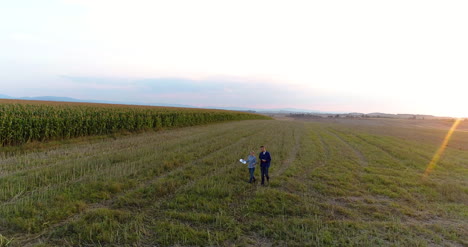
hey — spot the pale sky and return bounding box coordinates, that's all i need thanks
[1,0,467,117]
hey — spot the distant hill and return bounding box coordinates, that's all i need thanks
[204,106,327,114]
[20,96,85,102]
[289,112,451,120]
[0,94,195,108]
[0,94,454,118]
[0,94,13,99]
[0,94,324,113]
[367,112,398,118]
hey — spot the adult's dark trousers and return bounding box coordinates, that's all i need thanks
[260,165,270,184]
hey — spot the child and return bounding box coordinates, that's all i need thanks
[246,151,257,183]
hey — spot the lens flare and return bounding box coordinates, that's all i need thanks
[423,118,462,178]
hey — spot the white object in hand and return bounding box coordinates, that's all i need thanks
[239,159,247,164]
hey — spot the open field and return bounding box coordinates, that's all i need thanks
[0,118,467,246]
[294,118,468,151]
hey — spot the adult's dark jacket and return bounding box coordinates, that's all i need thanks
[259,151,272,168]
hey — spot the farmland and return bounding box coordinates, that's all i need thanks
[0,108,467,246]
[0,99,269,146]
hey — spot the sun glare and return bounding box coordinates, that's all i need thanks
[423,118,463,179]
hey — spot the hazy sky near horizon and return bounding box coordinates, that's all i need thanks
[1,0,467,117]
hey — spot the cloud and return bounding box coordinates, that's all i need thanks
[2,0,467,117]
[139,78,224,93]
[55,75,329,108]
[60,76,139,90]
[7,33,48,44]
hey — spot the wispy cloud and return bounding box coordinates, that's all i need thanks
[60,76,139,90]
[56,75,327,109]
[139,78,224,93]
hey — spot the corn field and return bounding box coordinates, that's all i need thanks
[0,99,269,146]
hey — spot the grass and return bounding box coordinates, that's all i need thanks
[0,118,466,246]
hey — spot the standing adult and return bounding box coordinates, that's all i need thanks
[246,151,257,183]
[259,145,272,185]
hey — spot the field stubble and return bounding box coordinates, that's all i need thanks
[0,118,466,246]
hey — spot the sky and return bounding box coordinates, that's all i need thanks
[0,0,467,117]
